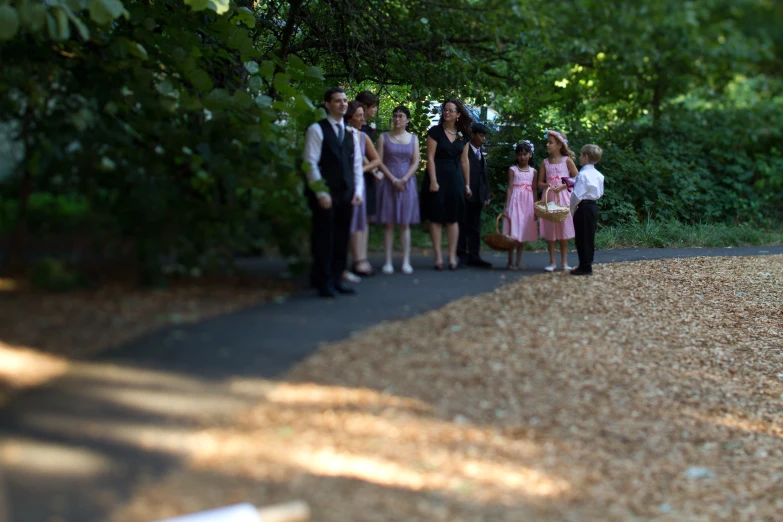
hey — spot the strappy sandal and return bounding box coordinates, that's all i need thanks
[434,263,444,271]
[353,260,375,277]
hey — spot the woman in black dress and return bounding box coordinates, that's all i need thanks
[420,98,473,270]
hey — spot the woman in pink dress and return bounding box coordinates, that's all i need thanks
[537,129,578,271]
[503,140,539,269]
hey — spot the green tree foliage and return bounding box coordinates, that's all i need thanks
[1,0,781,284]
[0,0,324,281]
[485,0,782,228]
[262,0,544,98]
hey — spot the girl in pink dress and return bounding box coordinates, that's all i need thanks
[537,129,578,271]
[503,140,538,270]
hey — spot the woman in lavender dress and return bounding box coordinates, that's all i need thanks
[344,101,381,283]
[375,106,420,274]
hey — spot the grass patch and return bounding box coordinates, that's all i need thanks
[367,220,783,253]
[596,220,783,250]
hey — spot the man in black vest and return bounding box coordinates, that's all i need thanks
[458,122,492,268]
[303,87,364,297]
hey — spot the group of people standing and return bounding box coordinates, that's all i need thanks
[303,87,605,298]
[302,87,422,297]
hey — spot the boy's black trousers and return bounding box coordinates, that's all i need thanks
[573,200,597,273]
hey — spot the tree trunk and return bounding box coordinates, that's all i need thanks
[2,108,33,275]
[651,66,664,124]
[2,168,31,275]
[278,0,304,64]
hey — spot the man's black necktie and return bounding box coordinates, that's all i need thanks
[337,124,344,143]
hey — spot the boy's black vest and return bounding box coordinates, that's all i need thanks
[316,119,355,204]
[467,147,488,203]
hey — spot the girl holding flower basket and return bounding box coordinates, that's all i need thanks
[537,129,578,271]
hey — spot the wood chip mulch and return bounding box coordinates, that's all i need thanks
[108,255,783,522]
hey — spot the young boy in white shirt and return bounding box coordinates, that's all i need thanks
[569,144,605,276]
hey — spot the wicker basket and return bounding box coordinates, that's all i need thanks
[534,186,571,223]
[482,213,523,252]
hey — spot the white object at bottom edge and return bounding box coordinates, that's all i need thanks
[155,503,261,522]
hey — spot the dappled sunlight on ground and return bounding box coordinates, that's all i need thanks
[63,364,263,419]
[173,255,779,521]
[262,382,433,412]
[17,413,216,457]
[109,381,577,522]
[0,437,113,478]
[2,256,782,521]
[0,278,21,292]
[0,342,69,404]
[189,384,573,503]
[0,277,297,407]
[3,367,575,519]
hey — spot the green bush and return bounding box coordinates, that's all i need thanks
[29,258,84,292]
[1,0,324,283]
[483,103,783,232]
[0,193,91,234]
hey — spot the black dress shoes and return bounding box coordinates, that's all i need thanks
[317,285,338,298]
[333,284,356,295]
[467,258,493,268]
[569,268,593,276]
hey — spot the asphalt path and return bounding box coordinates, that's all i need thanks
[1,245,781,522]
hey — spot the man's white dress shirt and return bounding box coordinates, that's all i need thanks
[570,164,605,215]
[303,115,364,200]
[469,142,482,161]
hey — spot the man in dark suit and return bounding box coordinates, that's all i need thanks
[458,122,492,268]
[303,87,364,297]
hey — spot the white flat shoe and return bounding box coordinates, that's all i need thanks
[544,265,556,272]
[402,263,413,274]
[343,271,361,283]
[382,263,394,275]
[562,265,574,271]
